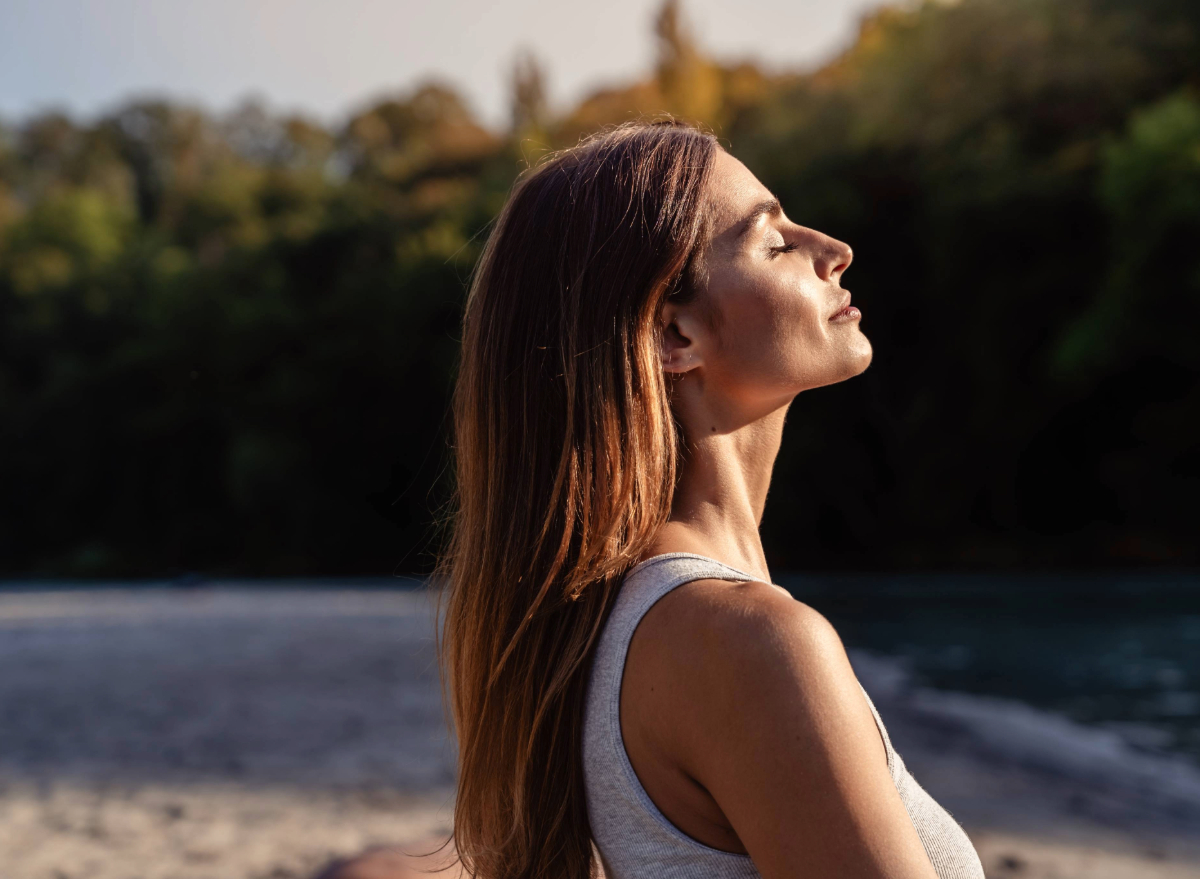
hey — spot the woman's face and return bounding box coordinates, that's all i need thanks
[662,149,872,420]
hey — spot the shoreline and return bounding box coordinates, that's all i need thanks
[2,586,1197,878]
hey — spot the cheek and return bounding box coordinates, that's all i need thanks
[715,274,829,381]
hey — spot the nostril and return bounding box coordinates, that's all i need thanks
[830,249,852,281]
[836,244,853,274]
[818,253,852,282]
[813,236,853,280]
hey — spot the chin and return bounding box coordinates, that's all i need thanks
[837,334,873,381]
[851,337,874,375]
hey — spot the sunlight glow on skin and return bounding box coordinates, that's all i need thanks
[661,149,871,434]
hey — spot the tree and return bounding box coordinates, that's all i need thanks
[510,48,549,139]
[654,0,722,126]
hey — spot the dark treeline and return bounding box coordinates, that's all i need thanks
[1,0,1198,576]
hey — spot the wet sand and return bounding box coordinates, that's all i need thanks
[1,586,1197,878]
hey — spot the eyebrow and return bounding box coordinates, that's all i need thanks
[735,197,783,241]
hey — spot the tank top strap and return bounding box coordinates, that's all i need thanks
[584,552,763,876]
[620,551,759,605]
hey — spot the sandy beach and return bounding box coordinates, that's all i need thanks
[1,585,1198,879]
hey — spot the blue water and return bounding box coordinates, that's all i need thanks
[779,570,1200,765]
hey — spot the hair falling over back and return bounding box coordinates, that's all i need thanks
[435,120,719,879]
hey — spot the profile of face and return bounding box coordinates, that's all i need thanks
[661,149,872,426]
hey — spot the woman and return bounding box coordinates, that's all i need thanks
[437,120,985,879]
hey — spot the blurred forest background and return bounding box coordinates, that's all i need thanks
[1,0,1198,577]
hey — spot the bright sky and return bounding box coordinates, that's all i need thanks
[0,0,882,129]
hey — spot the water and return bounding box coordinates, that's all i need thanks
[779,569,1200,766]
[4,570,1198,768]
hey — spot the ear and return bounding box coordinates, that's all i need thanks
[660,300,705,374]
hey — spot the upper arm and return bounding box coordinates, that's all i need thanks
[662,583,937,879]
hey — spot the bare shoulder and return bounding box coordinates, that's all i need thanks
[629,578,937,878]
[637,576,850,691]
[630,576,870,776]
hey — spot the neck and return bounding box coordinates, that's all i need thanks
[647,398,789,584]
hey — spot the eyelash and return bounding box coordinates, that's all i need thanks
[769,242,799,258]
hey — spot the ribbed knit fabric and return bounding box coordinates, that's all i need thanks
[582,553,985,879]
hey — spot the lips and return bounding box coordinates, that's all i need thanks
[829,292,853,320]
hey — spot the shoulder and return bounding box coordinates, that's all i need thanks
[628,579,934,877]
[628,577,870,768]
[634,576,850,695]
[629,574,890,785]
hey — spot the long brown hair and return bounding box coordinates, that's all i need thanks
[436,120,719,879]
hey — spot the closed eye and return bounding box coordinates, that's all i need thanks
[769,242,799,258]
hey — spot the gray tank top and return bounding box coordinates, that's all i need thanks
[582,553,985,879]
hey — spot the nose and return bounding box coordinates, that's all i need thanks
[813,233,853,283]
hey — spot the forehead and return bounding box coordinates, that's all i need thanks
[704,149,777,243]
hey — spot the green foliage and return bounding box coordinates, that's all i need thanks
[2,188,131,293]
[1053,90,1200,379]
[1,0,1198,574]
[729,0,1200,565]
